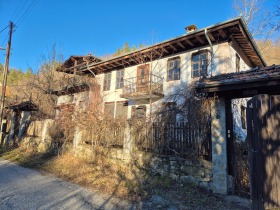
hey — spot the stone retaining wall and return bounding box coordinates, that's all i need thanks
[74,145,213,190]
[21,119,214,191]
[146,155,212,190]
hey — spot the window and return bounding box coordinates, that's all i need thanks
[103,72,111,91]
[115,102,128,119]
[116,70,124,89]
[131,105,146,119]
[192,51,208,77]
[167,57,180,81]
[104,101,128,119]
[236,54,240,72]
[104,102,115,118]
[241,105,246,129]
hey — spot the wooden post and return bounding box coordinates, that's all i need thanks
[0,21,14,135]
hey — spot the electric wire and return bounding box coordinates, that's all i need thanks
[15,0,39,30]
[0,25,9,35]
[1,34,9,48]
[11,0,28,23]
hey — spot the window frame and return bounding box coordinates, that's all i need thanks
[104,101,128,119]
[103,72,111,91]
[167,57,181,81]
[115,69,125,89]
[191,50,209,78]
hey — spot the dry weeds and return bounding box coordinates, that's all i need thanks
[0,146,248,209]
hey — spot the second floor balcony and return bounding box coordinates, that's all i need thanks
[120,74,164,100]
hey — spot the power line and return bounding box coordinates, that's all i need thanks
[15,0,39,30]
[0,25,9,35]
[11,0,28,22]
[1,34,9,47]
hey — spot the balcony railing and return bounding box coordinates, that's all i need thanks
[120,74,164,100]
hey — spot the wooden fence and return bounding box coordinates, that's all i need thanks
[135,122,212,161]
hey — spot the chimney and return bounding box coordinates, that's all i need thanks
[185,24,197,33]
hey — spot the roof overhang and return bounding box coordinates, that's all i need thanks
[47,82,89,96]
[7,101,38,111]
[195,65,280,98]
[57,17,266,76]
[57,55,102,74]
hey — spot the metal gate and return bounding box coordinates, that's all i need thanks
[247,94,280,210]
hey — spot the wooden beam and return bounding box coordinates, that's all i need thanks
[195,35,205,44]
[161,46,169,53]
[218,29,227,38]
[74,60,78,77]
[169,44,177,51]
[70,56,78,62]
[207,21,239,34]
[153,49,162,56]
[207,32,215,42]
[121,59,131,66]
[184,38,194,46]
[177,41,186,49]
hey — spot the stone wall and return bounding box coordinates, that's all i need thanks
[73,145,213,190]
[22,118,215,192]
[22,119,55,152]
[146,155,212,190]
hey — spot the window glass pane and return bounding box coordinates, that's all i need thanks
[104,103,115,118]
[169,61,174,68]
[116,70,124,89]
[201,68,207,76]
[175,59,180,68]
[200,53,207,60]
[115,102,128,119]
[104,73,111,91]
[167,58,180,81]
[192,52,208,77]
[193,70,199,77]
[193,63,198,70]
[168,72,173,81]
[192,54,199,62]
[174,72,179,80]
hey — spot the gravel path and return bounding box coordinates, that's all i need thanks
[0,158,133,210]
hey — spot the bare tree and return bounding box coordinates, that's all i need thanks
[233,0,277,39]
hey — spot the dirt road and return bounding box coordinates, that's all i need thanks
[0,158,132,210]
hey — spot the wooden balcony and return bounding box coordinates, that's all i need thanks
[120,74,164,100]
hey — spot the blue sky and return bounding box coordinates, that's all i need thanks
[0,0,278,72]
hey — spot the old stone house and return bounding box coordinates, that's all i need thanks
[54,17,267,194]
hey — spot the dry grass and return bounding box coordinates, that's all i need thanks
[0,146,147,200]
[0,145,247,209]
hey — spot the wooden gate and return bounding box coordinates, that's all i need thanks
[247,94,280,210]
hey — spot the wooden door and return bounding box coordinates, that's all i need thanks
[247,94,280,210]
[137,64,149,92]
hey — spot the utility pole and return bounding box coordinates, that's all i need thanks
[0,21,14,131]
